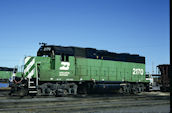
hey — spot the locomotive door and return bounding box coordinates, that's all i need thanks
[36,63,40,86]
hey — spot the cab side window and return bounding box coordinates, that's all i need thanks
[66,56,69,62]
[61,54,69,62]
[61,53,65,61]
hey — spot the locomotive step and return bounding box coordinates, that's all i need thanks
[29,86,36,88]
[29,81,34,83]
[29,91,37,93]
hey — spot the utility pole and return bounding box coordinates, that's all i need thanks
[152,61,154,74]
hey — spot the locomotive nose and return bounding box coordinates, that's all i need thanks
[24,56,35,79]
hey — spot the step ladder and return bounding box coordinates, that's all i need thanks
[28,78,37,94]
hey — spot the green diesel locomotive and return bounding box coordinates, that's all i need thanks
[0,67,14,82]
[0,67,22,82]
[10,43,149,96]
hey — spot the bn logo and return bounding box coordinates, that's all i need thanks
[59,62,70,70]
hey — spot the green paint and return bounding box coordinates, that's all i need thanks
[0,71,12,79]
[0,71,22,80]
[29,55,148,83]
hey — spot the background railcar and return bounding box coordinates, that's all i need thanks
[0,67,16,82]
[157,64,170,92]
[0,67,22,89]
[10,43,149,96]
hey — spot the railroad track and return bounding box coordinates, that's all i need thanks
[0,93,170,113]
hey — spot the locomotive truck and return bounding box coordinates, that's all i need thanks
[10,43,149,96]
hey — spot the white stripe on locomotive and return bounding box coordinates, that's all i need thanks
[27,69,35,79]
[24,58,35,74]
[24,57,31,64]
[24,57,35,78]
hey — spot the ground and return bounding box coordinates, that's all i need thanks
[0,90,170,113]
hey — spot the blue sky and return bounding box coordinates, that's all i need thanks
[0,0,169,74]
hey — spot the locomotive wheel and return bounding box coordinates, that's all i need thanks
[119,85,130,94]
[124,86,130,94]
[78,85,87,94]
[119,87,123,94]
[140,84,145,92]
[61,89,68,96]
[132,85,138,95]
[19,87,28,97]
[37,88,42,96]
[82,87,87,94]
